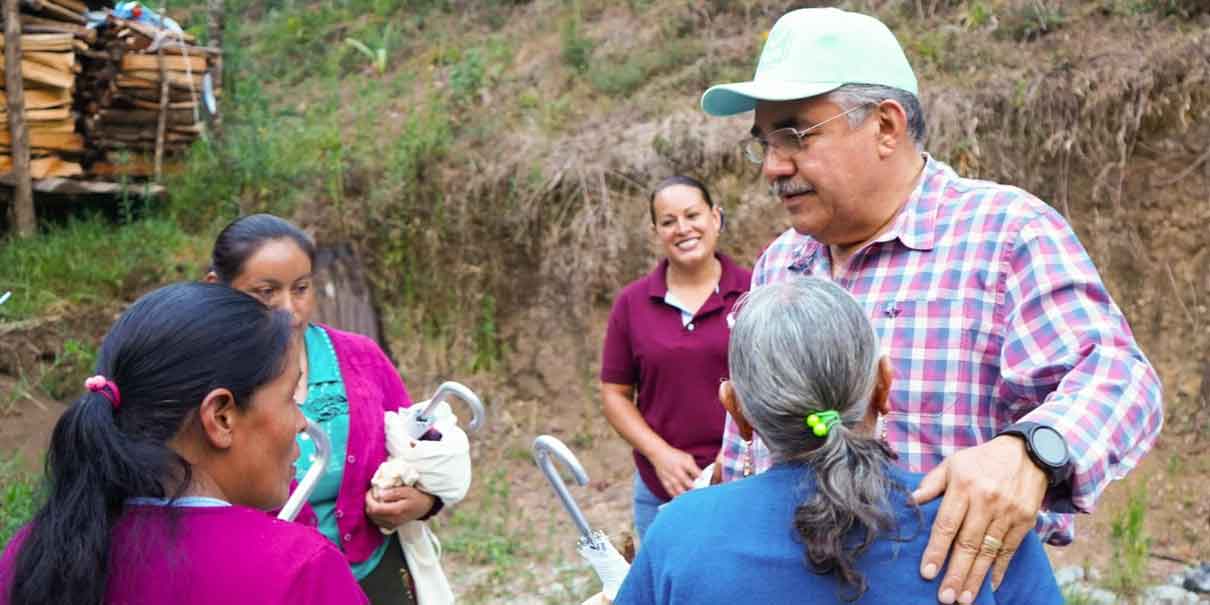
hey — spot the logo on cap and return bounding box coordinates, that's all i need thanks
[758,26,792,72]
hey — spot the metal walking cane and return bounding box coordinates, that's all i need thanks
[278,418,332,522]
[406,381,487,439]
[532,434,609,550]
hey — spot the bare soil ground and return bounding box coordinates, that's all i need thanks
[0,376,64,471]
[1,3,1208,604]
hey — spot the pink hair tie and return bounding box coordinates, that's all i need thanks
[85,375,122,410]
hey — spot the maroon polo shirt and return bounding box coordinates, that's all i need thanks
[600,252,752,502]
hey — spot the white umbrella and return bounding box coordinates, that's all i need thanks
[278,418,331,522]
[532,435,630,602]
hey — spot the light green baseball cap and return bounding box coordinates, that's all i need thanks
[701,8,918,117]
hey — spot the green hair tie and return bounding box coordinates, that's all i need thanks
[805,410,841,438]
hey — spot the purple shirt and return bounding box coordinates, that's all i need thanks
[0,504,368,605]
[292,324,413,564]
[601,253,751,501]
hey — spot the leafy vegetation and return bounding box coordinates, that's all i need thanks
[37,340,98,401]
[0,216,201,321]
[437,469,528,582]
[589,39,702,97]
[0,454,39,547]
[1,1,1208,600]
[560,6,593,73]
[1106,484,1151,597]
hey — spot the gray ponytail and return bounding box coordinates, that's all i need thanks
[728,278,904,600]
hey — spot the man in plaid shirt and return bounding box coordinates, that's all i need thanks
[699,8,1162,605]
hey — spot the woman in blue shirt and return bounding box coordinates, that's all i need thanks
[613,278,1062,604]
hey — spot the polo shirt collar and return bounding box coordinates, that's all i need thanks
[716,253,748,296]
[646,253,745,299]
[647,258,672,298]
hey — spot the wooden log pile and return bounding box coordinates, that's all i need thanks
[1,1,219,181]
[0,0,90,178]
[80,13,219,178]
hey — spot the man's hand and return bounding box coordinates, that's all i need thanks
[912,436,1048,604]
[650,446,702,498]
[365,485,436,530]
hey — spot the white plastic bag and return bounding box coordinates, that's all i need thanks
[371,401,473,605]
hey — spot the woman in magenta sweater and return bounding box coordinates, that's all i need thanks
[0,282,367,605]
[205,214,437,604]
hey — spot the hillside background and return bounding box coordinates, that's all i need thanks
[1,0,1209,602]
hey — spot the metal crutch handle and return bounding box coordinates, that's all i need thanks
[532,435,607,550]
[416,381,486,433]
[278,418,332,522]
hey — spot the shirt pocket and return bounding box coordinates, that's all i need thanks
[875,295,999,416]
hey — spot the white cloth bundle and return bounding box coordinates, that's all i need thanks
[371,401,472,605]
[578,539,630,603]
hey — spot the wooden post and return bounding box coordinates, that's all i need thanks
[206,0,223,143]
[154,50,168,183]
[207,0,223,88]
[5,0,35,237]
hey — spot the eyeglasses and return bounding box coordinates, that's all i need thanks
[741,103,875,165]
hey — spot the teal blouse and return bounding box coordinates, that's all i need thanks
[295,324,389,580]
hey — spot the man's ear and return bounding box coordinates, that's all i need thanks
[197,388,238,449]
[203,271,221,284]
[872,356,893,416]
[874,100,909,159]
[719,380,754,441]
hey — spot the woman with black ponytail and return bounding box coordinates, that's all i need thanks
[0,282,368,605]
[612,278,1062,604]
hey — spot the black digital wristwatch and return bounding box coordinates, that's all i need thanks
[997,421,1073,488]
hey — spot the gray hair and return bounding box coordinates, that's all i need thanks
[728,278,879,458]
[728,277,902,600]
[828,83,926,151]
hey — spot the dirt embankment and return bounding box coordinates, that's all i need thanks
[1,2,1207,601]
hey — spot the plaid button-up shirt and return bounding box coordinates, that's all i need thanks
[720,156,1163,544]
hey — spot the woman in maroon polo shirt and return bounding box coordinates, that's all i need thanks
[600,176,752,541]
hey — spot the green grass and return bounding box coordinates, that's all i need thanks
[1060,584,1097,605]
[588,39,702,97]
[0,454,40,548]
[0,216,202,322]
[437,469,529,581]
[1106,484,1150,597]
[38,339,98,401]
[0,376,38,417]
[560,3,593,74]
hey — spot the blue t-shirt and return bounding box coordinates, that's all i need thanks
[614,463,1061,605]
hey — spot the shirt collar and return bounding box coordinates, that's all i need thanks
[874,153,944,252]
[646,253,744,299]
[716,253,748,296]
[786,154,946,271]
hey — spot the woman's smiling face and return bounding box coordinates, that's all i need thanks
[652,184,721,268]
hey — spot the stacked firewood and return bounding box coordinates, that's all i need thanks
[0,1,219,181]
[80,13,219,178]
[0,0,91,178]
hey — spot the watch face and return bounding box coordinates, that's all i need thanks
[1032,426,1068,467]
